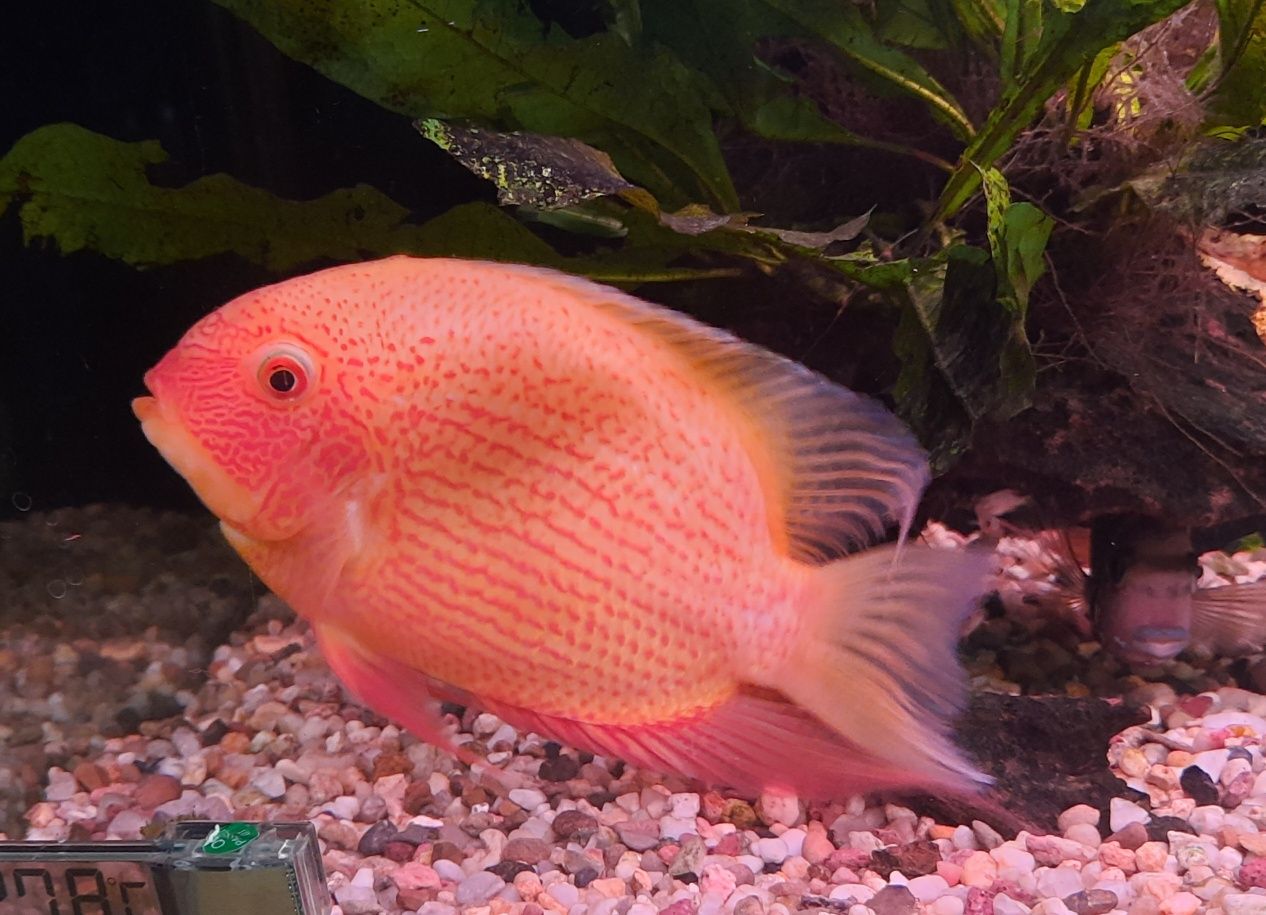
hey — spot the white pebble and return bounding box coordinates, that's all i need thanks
[779,828,806,857]
[1222,893,1266,915]
[1193,748,1231,782]
[1109,798,1150,832]
[929,896,965,915]
[509,787,547,810]
[1057,804,1100,831]
[755,837,788,864]
[952,824,977,850]
[1064,823,1101,849]
[758,791,801,827]
[669,793,700,820]
[251,769,286,799]
[431,859,464,883]
[828,884,874,903]
[1035,866,1083,898]
[993,893,1032,915]
[906,874,949,902]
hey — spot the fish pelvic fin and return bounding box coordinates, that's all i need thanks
[773,542,993,793]
[1192,579,1266,654]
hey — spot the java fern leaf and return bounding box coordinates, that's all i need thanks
[210,0,737,211]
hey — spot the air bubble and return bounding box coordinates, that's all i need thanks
[11,492,32,512]
[46,579,68,600]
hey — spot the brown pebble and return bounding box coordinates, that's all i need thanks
[1063,888,1119,915]
[462,785,491,807]
[430,840,465,863]
[1106,822,1149,850]
[372,751,412,781]
[402,780,433,815]
[551,810,599,841]
[383,841,416,862]
[219,731,251,753]
[502,837,551,864]
[134,774,182,808]
[867,884,917,915]
[73,762,107,791]
[722,800,758,828]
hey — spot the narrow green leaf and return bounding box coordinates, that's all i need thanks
[211,0,738,210]
[934,0,1188,221]
[756,0,976,139]
[1211,0,1266,126]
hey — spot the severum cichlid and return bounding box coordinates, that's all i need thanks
[133,256,990,799]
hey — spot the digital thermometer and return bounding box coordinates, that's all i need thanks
[0,821,330,915]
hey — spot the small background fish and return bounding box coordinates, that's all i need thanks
[134,256,990,801]
[975,490,1266,664]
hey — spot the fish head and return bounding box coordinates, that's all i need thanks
[132,273,383,547]
[1097,564,1196,664]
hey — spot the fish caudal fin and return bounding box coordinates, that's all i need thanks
[1192,580,1266,654]
[774,542,992,792]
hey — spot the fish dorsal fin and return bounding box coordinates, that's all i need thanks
[1191,580,1266,654]
[495,262,930,561]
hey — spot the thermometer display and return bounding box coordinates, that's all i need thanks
[0,822,329,915]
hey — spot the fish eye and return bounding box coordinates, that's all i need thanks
[254,344,315,402]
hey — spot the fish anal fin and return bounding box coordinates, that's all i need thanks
[1192,580,1266,654]
[497,263,930,561]
[476,687,969,800]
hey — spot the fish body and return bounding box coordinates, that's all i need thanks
[134,256,989,799]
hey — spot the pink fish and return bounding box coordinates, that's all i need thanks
[133,256,989,799]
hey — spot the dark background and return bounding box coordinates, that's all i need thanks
[1,1,494,519]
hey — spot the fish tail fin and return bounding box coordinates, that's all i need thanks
[1192,579,1266,654]
[777,542,993,792]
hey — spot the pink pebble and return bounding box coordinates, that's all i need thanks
[937,860,963,886]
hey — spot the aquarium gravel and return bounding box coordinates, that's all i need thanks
[8,506,1266,914]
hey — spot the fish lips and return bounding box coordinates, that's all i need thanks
[1111,625,1190,664]
[132,385,262,532]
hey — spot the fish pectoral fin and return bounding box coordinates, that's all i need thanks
[1192,580,1266,654]
[771,541,993,792]
[312,623,477,767]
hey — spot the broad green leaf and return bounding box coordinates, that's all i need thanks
[0,122,459,271]
[0,123,726,284]
[886,245,1033,465]
[1211,0,1266,126]
[999,202,1052,314]
[934,0,1189,221]
[211,0,737,210]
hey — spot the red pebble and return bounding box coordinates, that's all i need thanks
[824,848,873,871]
[659,901,696,915]
[1241,855,1266,889]
[712,834,743,856]
[1179,695,1213,718]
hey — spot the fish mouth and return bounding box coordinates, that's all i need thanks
[1112,625,1189,664]
[132,388,262,531]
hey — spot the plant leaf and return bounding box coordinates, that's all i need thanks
[887,244,1032,464]
[0,122,729,284]
[211,0,737,210]
[934,0,1189,221]
[1211,0,1266,127]
[415,119,656,211]
[755,0,976,140]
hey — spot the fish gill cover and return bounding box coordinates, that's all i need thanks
[4,0,1266,524]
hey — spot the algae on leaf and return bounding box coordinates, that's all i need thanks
[211,0,737,210]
